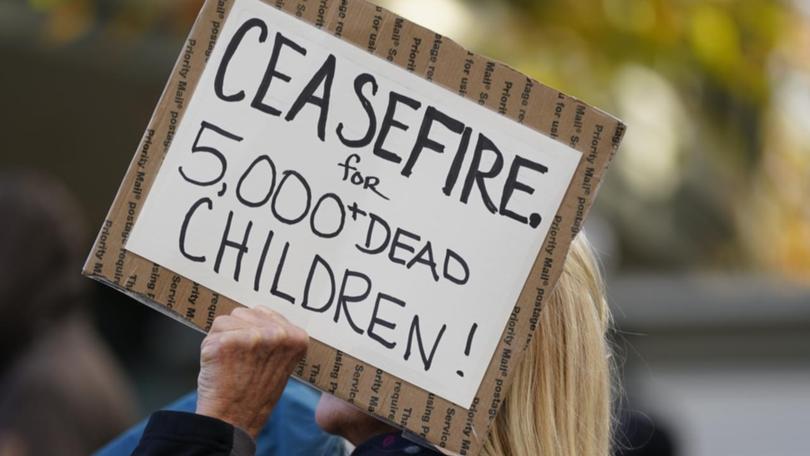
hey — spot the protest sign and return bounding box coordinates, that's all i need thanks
[84,0,625,453]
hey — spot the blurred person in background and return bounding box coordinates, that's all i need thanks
[0,171,137,456]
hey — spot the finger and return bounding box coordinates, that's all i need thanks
[215,327,266,353]
[209,315,254,334]
[222,308,303,350]
[255,307,305,338]
[289,325,310,347]
[230,306,259,322]
[252,305,291,328]
[254,309,308,350]
[231,306,284,328]
[200,332,225,362]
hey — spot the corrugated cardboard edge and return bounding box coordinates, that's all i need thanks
[82,0,626,454]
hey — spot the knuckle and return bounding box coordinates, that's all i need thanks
[278,321,306,343]
[281,328,308,354]
[260,325,284,347]
[255,305,276,317]
[270,309,289,323]
[231,306,251,318]
[294,337,309,355]
[246,327,264,348]
[220,332,246,352]
[259,327,280,348]
[291,328,309,348]
[259,306,289,325]
[209,315,230,333]
[200,335,222,359]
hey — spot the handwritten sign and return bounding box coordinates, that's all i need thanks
[86,0,625,450]
[126,0,580,407]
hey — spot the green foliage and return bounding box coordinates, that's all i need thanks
[22,0,810,275]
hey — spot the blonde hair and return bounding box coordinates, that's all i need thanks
[482,235,614,456]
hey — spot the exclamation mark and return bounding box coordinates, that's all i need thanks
[456,322,478,377]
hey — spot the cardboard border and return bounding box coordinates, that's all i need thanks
[83,1,625,454]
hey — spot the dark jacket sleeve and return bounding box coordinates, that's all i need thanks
[131,411,256,456]
[351,432,443,455]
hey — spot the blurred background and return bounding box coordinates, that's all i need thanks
[0,0,808,454]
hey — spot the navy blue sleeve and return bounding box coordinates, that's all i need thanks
[351,432,443,456]
[131,411,255,456]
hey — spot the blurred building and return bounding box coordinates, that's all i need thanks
[609,274,810,455]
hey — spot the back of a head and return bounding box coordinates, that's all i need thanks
[484,235,613,456]
[0,171,138,455]
[0,171,88,368]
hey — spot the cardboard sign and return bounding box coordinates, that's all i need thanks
[84,0,624,453]
[126,0,580,407]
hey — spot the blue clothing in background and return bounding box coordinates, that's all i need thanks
[94,379,347,456]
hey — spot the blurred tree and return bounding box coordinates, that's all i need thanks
[16,0,810,278]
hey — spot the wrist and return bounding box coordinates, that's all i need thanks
[196,400,267,438]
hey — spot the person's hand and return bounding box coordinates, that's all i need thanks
[195,306,309,438]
